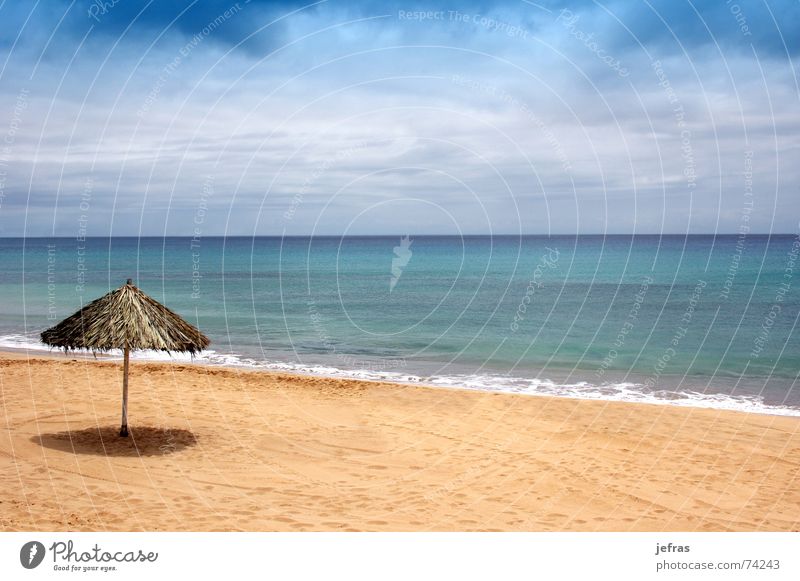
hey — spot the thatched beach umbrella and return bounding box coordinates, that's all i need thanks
[41,279,209,437]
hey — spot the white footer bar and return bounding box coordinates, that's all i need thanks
[1,532,797,580]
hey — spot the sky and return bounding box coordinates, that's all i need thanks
[0,0,798,236]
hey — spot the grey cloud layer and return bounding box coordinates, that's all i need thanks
[0,0,797,235]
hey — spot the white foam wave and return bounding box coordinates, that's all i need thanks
[3,333,799,417]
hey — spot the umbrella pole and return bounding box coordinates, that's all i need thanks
[120,347,129,437]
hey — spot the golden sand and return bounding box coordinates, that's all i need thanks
[1,351,798,531]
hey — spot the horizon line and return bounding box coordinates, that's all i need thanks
[3,232,797,239]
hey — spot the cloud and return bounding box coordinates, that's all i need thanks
[0,0,797,235]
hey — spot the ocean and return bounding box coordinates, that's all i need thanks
[2,235,799,415]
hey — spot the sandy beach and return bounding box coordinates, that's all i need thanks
[0,350,798,532]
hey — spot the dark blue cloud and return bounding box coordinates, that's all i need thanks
[576,0,800,57]
[81,0,307,52]
[6,0,798,67]
[0,0,315,66]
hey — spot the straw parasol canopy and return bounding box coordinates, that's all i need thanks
[41,279,210,437]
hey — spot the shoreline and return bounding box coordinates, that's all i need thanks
[1,345,797,419]
[1,350,799,531]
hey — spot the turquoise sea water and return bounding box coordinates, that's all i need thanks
[2,235,799,415]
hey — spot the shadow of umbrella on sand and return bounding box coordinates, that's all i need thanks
[40,279,210,437]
